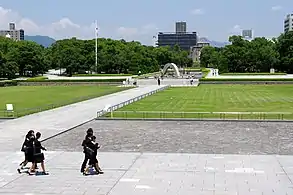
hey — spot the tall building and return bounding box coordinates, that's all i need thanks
[284,14,293,33]
[242,29,253,39]
[158,32,197,51]
[157,22,197,51]
[175,22,186,34]
[0,23,25,41]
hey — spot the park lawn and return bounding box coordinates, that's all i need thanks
[0,85,128,117]
[111,85,293,120]
[73,74,132,77]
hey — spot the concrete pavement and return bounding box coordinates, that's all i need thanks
[0,152,293,195]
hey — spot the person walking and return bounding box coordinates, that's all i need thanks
[18,130,36,173]
[28,132,48,175]
[80,128,93,173]
[84,136,103,175]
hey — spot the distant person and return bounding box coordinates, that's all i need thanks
[81,128,94,173]
[28,132,48,175]
[157,78,161,86]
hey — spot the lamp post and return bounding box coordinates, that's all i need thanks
[95,20,98,74]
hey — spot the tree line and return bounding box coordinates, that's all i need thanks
[200,31,293,73]
[0,37,192,79]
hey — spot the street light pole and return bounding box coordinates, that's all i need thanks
[95,20,98,74]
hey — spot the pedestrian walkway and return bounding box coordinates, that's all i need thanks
[0,151,292,195]
[0,85,168,151]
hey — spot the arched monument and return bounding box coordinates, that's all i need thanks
[162,63,180,78]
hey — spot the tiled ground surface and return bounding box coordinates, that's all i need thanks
[0,152,293,195]
[44,120,293,155]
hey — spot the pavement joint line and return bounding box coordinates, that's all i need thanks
[275,155,293,185]
[106,152,143,195]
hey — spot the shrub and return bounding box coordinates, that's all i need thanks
[220,72,287,76]
[0,80,18,87]
[22,78,126,82]
[200,78,293,81]
[73,74,132,77]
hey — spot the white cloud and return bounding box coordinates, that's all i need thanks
[271,5,282,11]
[191,9,204,15]
[0,6,157,45]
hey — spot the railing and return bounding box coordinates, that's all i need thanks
[97,85,170,117]
[100,111,293,121]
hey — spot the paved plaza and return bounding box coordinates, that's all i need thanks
[44,120,293,155]
[0,151,293,195]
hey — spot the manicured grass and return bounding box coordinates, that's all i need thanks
[0,85,129,117]
[110,85,293,120]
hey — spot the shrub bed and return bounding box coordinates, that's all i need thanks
[73,74,132,77]
[23,78,126,82]
[0,80,18,87]
[220,72,287,75]
[200,78,293,81]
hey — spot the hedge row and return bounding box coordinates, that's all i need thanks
[73,74,132,77]
[0,80,18,87]
[22,78,126,82]
[220,72,287,75]
[200,78,293,81]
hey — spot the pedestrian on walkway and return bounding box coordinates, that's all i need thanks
[28,132,48,175]
[18,130,36,173]
[157,77,161,86]
[80,128,93,173]
[84,136,103,175]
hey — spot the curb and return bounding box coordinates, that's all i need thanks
[41,118,95,142]
[95,117,293,123]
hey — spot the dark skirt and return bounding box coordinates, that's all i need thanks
[34,153,45,163]
[89,157,98,165]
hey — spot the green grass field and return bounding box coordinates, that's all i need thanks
[0,85,128,117]
[110,85,293,120]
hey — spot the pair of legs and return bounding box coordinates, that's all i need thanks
[29,161,46,174]
[80,154,90,173]
[84,158,103,174]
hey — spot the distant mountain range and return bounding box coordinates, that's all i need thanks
[24,35,230,48]
[24,35,56,47]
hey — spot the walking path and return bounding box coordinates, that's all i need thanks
[0,152,292,195]
[0,85,167,151]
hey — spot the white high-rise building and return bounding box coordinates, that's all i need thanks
[0,23,24,41]
[284,14,293,33]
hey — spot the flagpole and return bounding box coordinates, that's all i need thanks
[95,20,98,73]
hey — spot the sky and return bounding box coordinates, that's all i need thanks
[0,0,292,45]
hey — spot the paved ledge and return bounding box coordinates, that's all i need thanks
[0,152,292,195]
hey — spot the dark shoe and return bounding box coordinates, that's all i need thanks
[42,172,49,175]
[17,169,21,174]
[98,171,104,174]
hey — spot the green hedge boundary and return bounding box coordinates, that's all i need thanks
[0,80,18,87]
[22,79,126,82]
[73,74,132,77]
[220,73,287,76]
[200,78,293,81]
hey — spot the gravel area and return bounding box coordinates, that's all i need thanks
[43,120,293,155]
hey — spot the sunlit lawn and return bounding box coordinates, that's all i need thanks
[111,85,293,120]
[0,85,128,117]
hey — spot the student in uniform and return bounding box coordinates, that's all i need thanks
[80,128,93,173]
[18,130,35,173]
[28,132,48,175]
[84,136,103,174]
